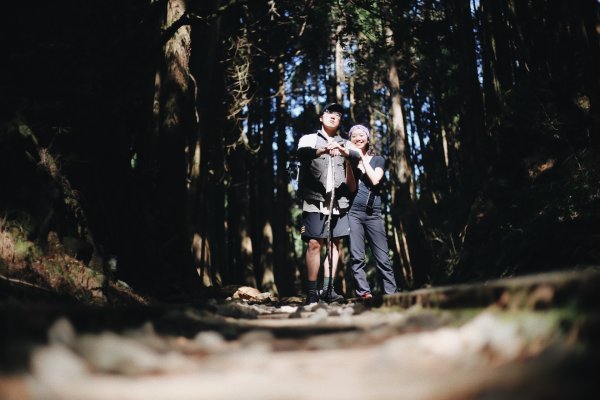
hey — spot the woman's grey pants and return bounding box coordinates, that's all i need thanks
[348,209,397,295]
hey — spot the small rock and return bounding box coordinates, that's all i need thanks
[310,308,328,322]
[288,307,304,319]
[278,305,298,314]
[74,332,196,375]
[232,286,273,302]
[215,301,261,319]
[339,306,355,317]
[31,345,88,385]
[192,331,228,353]
[47,318,76,347]
[239,330,274,351]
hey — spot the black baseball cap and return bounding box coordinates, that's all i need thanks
[322,102,344,115]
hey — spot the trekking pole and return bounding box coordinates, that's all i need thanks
[326,154,336,301]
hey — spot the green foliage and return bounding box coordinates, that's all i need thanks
[13,240,34,261]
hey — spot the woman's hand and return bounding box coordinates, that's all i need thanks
[361,157,384,186]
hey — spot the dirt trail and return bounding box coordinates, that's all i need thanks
[1,270,598,400]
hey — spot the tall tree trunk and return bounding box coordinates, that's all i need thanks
[204,80,230,285]
[388,62,413,199]
[138,0,198,293]
[189,0,225,286]
[478,0,501,127]
[228,143,256,287]
[427,95,452,197]
[507,0,535,83]
[259,96,277,294]
[274,63,294,295]
[385,24,427,287]
[479,0,518,133]
[335,24,345,104]
[450,0,486,190]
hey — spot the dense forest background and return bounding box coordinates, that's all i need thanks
[1,0,599,301]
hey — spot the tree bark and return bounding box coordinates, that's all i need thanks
[449,0,486,189]
[385,23,430,288]
[335,24,345,104]
[189,0,224,287]
[274,63,295,295]
[138,0,198,293]
[228,143,256,287]
[259,94,277,294]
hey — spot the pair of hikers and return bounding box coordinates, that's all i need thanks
[296,103,398,304]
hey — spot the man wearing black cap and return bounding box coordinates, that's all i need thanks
[296,103,360,304]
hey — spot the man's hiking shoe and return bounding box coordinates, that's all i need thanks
[305,291,320,305]
[319,288,344,303]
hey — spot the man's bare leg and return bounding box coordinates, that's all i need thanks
[306,238,323,281]
[305,238,323,304]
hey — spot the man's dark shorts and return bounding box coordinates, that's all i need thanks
[300,211,350,240]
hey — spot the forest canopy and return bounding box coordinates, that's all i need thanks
[1,0,599,301]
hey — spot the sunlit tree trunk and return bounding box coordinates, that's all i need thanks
[189,0,223,287]
[256,91,277,294]
[138,0,198,291]
[386,49,413,199]
[385,23,423,287]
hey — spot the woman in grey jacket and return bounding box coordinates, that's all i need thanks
[346,125,398,299]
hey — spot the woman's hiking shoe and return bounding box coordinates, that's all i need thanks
[360,293,373,300]
[320,288,344,303]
